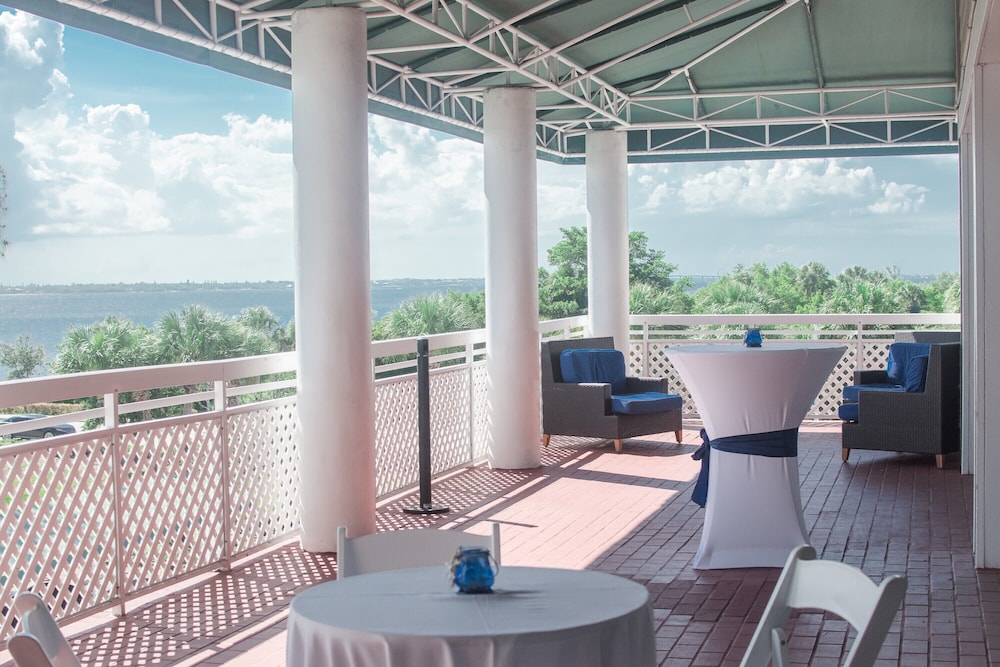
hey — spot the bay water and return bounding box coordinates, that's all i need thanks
[0,279,483,370]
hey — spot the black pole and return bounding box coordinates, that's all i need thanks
[404,338,449,515]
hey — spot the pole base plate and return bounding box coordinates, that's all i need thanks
[402,504,450,515]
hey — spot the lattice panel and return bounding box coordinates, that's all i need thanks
[118,420,226,594]
[631,343,698,416]
[427,368,474,473]
[227,402,300,555]
[375,367,480,498]
[470,364,489,460]
[0,435,117,636]
[375,378,421,497]
[863,342,892,370]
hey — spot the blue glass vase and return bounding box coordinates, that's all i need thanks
[450,547,495,594]
[744,327,762,347]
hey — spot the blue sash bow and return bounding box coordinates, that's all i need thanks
[691,427,798,508]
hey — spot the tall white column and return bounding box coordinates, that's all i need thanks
[292,7,376,551]
[972,61,1000,568]
[483,87,541,469]
[959,130,975,475]
[586,130,630,355]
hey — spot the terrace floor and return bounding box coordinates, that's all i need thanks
[3,420,998,667]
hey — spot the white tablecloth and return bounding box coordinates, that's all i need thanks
[666,343,846,569]
[287,566,656,667]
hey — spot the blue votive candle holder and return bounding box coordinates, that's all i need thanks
[451,546,495,594]
[744,328,762,347]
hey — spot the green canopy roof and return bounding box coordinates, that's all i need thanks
[9,0,966,162]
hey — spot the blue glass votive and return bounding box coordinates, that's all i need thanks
[744,328,762,347]
[451,546,495,594]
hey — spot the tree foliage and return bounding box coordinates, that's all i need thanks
[0,335,45,379]
[538,227,688,318]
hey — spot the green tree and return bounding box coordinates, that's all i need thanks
[52,316,157,373]
[693,275,779,314]
[237,306,296,351]
[537,227,686,318]
[0,335,45,379]
[630,282,693,315]
[157,304,272,363]
[373,291,482,339]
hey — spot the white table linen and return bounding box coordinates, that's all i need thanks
[287,565,656,667]
[666,343,846,569]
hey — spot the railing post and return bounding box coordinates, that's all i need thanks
[216,379,233,571]
[107,390,127,618]
[466,338,476,464]
[855,320,865,371]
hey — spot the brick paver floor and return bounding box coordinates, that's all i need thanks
[3,420,997,666]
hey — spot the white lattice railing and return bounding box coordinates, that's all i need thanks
[0,312,959,637]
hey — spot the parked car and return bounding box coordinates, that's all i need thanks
[0,414,76,440]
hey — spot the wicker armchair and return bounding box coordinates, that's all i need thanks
[540,337,683,453]
[840,342,960,468]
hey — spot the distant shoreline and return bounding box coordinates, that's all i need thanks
[0,278,486,295]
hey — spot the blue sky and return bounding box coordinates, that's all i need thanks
[0,7,960,285]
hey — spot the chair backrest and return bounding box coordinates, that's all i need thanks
[559,348,628,393]
[8,593,81,667]
[540,336,615,388]
[740,546,907,667]
[336,523,501,579]
[885,342,931,385]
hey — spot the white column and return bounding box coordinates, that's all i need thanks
[483,87,541,469]
[586,131,630,356]
[972,61,1000,568]
[959,130,975,475]
[292,7,376,550]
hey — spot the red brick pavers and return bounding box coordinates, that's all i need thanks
[3,421,995,666]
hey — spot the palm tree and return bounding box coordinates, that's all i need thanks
[373,292,480,339]
[52,316,157,373]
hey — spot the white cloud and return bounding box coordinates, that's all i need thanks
[868,181,927,214]
[631,158,928,219]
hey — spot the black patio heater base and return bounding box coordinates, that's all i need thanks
[403,503,450,515]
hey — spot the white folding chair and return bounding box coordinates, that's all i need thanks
[8,592,81,667]
[336,523,501,578]
[740,545,907,667]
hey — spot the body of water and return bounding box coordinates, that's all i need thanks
[0,279,484,369]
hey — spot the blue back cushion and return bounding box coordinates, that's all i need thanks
[904,355,929,392]
[559,348,627,394]
[886,342,931,385]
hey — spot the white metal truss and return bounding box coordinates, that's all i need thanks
[12,0,959,160]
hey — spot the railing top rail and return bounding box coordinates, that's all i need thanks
[630,313,960,326]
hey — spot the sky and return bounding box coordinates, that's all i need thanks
[0,7,961,286]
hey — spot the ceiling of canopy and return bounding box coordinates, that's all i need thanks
[9,0,971,162]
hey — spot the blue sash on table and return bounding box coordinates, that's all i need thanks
[691,427,799,508]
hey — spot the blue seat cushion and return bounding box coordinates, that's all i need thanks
[842,383,904,402]
[838,402,859,421]
[886,342,931,386]
[904,355,929,392]
[559,348,627,394]
[610,392,682,415]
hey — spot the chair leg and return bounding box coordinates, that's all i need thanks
[614,439,623,453]
[675,429,683,443]
[542,434,550,447]
[936,454,944,469]
[842,448,850,463]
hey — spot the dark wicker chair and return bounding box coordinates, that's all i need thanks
[840,342,960,468]
[540,336,683,453]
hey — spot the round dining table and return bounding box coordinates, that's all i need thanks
[666,342,846,569]
[286,565,655,667]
